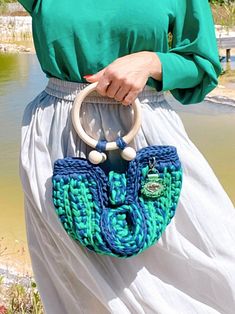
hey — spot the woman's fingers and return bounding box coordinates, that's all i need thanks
[96,79,111,96]
[113,85,132,104]
[105,80,121,99]
[97,79,137,105]
[97,75,141,105]
[122,89,139,106]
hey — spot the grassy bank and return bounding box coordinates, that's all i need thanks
[0,16,32,42]
[0,236,43,313]
[0,274,44,313]
[0,2,28,16]
[211,2,235,31]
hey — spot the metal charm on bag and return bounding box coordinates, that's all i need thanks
[141,157,165,198]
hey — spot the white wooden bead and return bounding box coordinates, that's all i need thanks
[101,152,107,162]
[88,150,103,164]
[120,146,136,161]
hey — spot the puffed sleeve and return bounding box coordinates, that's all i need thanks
[151,0,222,105]
[17,0,37,14]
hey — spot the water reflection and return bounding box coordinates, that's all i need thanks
[0,52,46,273]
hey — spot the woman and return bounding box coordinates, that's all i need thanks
[18,0,235,313]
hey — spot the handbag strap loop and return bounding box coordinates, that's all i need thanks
[71,82,142,152]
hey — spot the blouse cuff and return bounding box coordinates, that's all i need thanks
[154,51,204,92]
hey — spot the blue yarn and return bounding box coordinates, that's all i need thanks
[95,140,108,152]
[116,136,127,150]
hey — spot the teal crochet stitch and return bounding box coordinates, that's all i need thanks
[52,145,183,258]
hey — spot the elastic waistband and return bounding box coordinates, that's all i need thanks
[45,77,165,104]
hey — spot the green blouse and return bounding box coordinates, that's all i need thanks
[18,0,222,104]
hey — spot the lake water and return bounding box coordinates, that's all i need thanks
[0,52,234,275]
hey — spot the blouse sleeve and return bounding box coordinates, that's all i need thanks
[17,0,37,14]
[152,0,222,105]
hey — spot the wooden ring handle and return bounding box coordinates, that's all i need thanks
[71,82,142,151]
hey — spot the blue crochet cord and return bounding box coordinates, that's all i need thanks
[95,140,107,152]
[116,136,127,150]
[95,136,127,153]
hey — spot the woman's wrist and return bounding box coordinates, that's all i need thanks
[142,51,162,81]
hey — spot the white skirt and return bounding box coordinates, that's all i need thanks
[19,77,235,314]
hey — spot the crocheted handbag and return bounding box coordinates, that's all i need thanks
[52,82,183,258]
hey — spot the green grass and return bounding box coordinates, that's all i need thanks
[0,236,44,314]
[0,275,44,313]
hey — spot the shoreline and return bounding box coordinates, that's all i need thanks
[0,15,32,42]
[206,86,235,106]
[0,261,33,293]
[0,263,33,287]
[0,42,32,53]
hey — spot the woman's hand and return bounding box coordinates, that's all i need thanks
[83,51,162,106]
